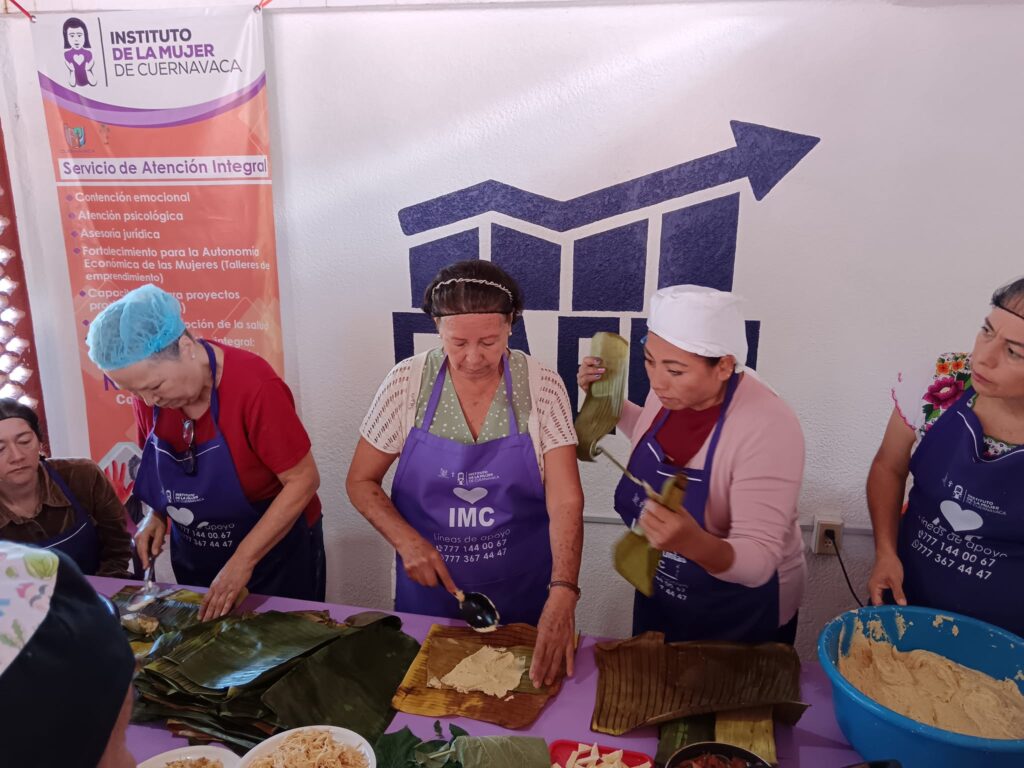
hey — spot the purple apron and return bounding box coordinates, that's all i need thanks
[898,386,1024,637]
[38,459,101,576]
[390,354,552,625]
[133,341,318,600]
[613,374,780,643]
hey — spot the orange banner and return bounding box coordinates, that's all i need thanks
[32,7,281,483]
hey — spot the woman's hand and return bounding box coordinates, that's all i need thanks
[639,498,702,553]
[133,512,167,570]
[530,587,577,688]
[576,356,606,393]
[868,551,907,606]
[397,533,458,594]
[199,554,254,621]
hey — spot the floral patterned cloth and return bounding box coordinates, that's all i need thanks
[892,352,1016,459]
[0,543,57,674]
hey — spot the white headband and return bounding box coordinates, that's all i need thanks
[430,277,516,317]
[432,277,514,301]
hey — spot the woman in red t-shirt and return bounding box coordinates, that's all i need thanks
[86,285,324,619]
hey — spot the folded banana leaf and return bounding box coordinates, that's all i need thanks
[393,623,562,729]
[175,611,342,689]
[576,332,629,461]
[261,617,421,743]
[591,632,807,736]
[613,530,662,597]
[613,474,687,596]
[112,586,204,638]
[656,714,715,765]
[715,706,777,765]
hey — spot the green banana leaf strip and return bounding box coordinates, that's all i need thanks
[261,619,421,742]
[176,611,342,689]
[656,714,715,765]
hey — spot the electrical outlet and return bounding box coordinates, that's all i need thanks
[812,516,844,555]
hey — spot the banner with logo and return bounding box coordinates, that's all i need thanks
[31,7,281,492]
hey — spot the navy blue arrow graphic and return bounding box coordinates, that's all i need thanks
[399,121,820,236]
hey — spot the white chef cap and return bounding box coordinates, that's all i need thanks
[647,285,748,372]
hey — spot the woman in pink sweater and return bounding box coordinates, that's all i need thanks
[579,286,806,643]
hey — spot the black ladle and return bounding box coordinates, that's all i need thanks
[455,589,500,632]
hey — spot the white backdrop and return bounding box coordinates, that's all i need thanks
[1,0,1019,657]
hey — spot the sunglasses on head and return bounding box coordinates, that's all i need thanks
[182,418,197,476]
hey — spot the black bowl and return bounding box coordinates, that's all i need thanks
[665,742,771,768]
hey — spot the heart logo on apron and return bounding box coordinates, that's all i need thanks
[72,53,85,65]
[167,505,195,527]
[939,499,984,532]
[453,487,488,504]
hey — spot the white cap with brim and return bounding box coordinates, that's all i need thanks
[647,285,749,372]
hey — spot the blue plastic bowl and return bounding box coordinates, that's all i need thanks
[818,606,1024,768]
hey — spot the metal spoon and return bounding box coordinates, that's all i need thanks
[127,561,160,612]
[593,443,654,494]
[454,589,500,632]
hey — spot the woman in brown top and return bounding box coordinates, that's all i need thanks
[0,399,130,576]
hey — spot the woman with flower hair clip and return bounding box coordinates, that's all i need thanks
[348,260,583,688]
[868,277,1024,637]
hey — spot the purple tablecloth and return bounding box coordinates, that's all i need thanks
[90,577,863,766]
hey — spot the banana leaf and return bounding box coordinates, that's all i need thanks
[591,633,807,736]
[613,529,661,597]
[393,623,562,729]
[715,707,776,765]
[112,586,204,635]
[166,716,263,754]
[613,474,687,596]
[261,619,421,743]
[175,611,342,689]
[424,637,546,695]
[131,608,418,752]
[450,735,550,767]
[656,714,715,765]
[576,332,629,461]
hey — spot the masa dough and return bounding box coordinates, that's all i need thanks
[839,620,1024,739]
[429,645,526,698]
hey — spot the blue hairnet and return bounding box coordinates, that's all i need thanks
[86,284,186,370]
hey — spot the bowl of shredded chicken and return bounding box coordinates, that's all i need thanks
[238,727,375,768]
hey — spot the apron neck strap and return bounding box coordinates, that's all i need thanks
[423,354,519,434]
[200,340,221,423]
[700,372,740,482]
[501,354,519,434]
[41,459,89,522]
[151,339,221,424]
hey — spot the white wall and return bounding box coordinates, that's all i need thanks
[2,0,1020,659]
